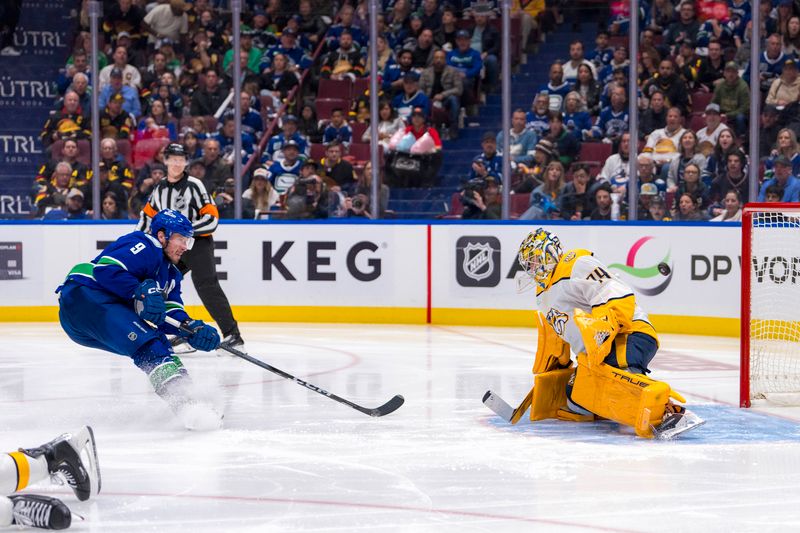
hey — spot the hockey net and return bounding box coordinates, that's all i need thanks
[741,203,800,407]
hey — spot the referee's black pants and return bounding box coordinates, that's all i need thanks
[181,235,238,337]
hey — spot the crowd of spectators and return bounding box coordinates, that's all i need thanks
[31,0,800,222]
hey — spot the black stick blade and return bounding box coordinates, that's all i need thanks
[369,395,405,417]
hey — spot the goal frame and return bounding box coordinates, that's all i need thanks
[740,202,800,408]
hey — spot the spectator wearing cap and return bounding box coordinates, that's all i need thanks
[647,195,671,221]
[636,183,662,220]
[98,46,141,90]
[766,58,800,107]
[383,49,417,97]
[103,0,145,46]
[403,107,443,150]
[641,58,689,114]
[696,39,725,91]
[597,131,632,191]
[447,29,483,97]
[513,138,557,193]
[100,92,135,140]
[470,132,504,181]
[759,155,800,202]
[261,27,313,72]
[562,40,597,83]
[58,188,89,220]
[696,103,728,148]
[244,167,280,218]
[713,61,750,137]
[190,68,227,116]
[743,33,790,94]
[420,49,463,138]
[759,105,781,161]
[266,140,304,194]
[537,62,571,112]
[99,67,141,117]
[264,114,310,164]
[525,92,551,137]
[587,31,614,69]
[597,46,630,86]
[664,1,700,52]
[587,84,628,143]
[322,108,353,147]
[142,0,189,47]
[320,30,365,81]
[391,70,431,122]
[39,90,91,148]
[222,25,263,74]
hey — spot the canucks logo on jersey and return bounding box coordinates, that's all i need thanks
[546,308,569,336]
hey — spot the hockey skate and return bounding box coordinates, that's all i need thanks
[8,495,72,530]
[217,330,246,357]
[168,334,196,355]
[20,426,100,502]
[652,404,706,440]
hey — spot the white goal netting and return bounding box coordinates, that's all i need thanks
[746,209,800,404]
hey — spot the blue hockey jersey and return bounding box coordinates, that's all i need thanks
[61,231,191,334]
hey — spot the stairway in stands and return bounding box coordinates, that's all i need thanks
[388,21,598,219]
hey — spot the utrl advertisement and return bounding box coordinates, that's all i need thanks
[0,222,742,332]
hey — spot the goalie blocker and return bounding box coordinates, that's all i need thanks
[483,228,704,439]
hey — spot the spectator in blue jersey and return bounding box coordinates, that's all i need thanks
[598,46,630,86]
[391,70,431,122]
[322,108,353,147]
[222,92,264,141]
[264,114,310,164]
[212,116,256,165]
[526,92,551,137]
[383,49,417,98]
[470,132,504,181]
[267,140,304,194]
[758,155,800,202]
[745,33,794,93]
[99,68,141,118]
[56,50,92,96]
[326,4,367,51]
[260,27,312,73]
[470,5,500,92]
[588,84,629,143]
[563,92,592,142]
[497,109,537,167]
[447,30,483,100]
[545,111,580,167]
[538,62,571,111]
[587,31,613,69]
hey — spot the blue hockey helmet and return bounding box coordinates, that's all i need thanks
[150,209,194,249]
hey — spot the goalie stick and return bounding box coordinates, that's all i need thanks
[164,316,405,417]
[482,388,533,424]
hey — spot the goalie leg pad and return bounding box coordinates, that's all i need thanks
[571,354,679,438]
[530,367,574,421]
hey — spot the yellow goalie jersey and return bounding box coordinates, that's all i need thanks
[535,249,658,356]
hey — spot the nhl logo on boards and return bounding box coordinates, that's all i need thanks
[456,236,501,287]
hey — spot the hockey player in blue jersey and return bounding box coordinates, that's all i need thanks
[57,209,222,429]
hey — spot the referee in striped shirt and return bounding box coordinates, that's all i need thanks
[136,143,244,350]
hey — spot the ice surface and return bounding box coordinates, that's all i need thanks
[1,323,799,532]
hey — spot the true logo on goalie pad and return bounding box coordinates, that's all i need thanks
[546,308,569,336]
[456,236,501,287]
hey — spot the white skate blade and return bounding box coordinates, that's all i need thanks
[71,426,102,498]
[178,403,224,431]
[653,410,706,440]
[482,390,515,422]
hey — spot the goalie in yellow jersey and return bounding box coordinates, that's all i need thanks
[483,228,704,439]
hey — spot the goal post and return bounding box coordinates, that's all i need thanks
[741,203,800,408]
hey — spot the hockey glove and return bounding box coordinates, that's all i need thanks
[134,279,166,325]
[182,320,220,352]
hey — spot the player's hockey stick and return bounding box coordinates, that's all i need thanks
[164,316,405,417]
[482,387,534,424]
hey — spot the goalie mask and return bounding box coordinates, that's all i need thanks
[518,228,563,290]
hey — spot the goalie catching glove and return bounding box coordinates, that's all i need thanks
[179,320,220,352]
[134,279,166,324]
